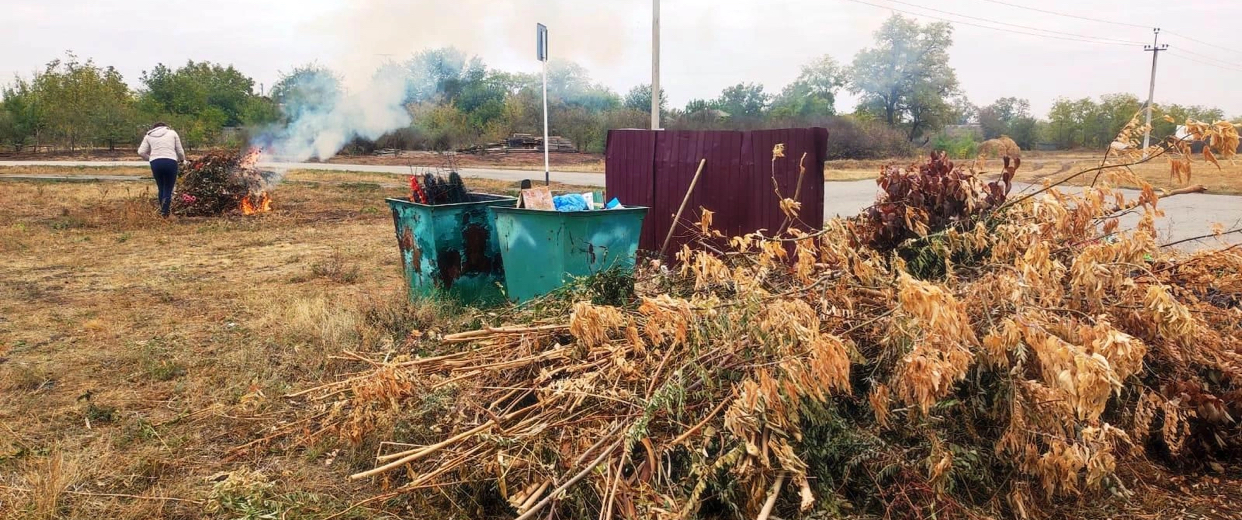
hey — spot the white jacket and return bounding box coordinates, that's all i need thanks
[137,127,187,162]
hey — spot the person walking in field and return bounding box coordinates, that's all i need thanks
[137,122,187,217]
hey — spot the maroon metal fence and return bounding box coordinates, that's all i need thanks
[605,128,829,253]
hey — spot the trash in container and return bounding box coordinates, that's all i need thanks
[387,193,517,305]
[492,205,648,302]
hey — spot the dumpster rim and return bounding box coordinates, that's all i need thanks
[384,193,518,209]
[490,206,650,216]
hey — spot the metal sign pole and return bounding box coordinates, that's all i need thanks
[537,23,550,186]
[542,60,550,186]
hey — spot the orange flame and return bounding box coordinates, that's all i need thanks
[237,147,272,215]
[239,147,263,170]
[240,193,272,215]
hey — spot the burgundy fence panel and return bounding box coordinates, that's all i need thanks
[605,128,828,253]
[604,130,659,249]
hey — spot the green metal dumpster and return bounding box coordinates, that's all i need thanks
[387,194,517,305]
[492,206,648,302]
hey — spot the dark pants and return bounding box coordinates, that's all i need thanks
[150,159,178,216]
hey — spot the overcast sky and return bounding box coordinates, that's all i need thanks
[4,0,1241,118]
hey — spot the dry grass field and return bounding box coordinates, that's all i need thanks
[2,167,1240,519]
[0,174,591,519]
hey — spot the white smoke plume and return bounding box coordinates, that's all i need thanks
[255,65,411,162]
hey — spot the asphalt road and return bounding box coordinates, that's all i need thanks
[2,160,1239,250]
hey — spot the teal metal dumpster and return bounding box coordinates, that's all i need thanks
[492,206,648,302]
[387,194,517,304]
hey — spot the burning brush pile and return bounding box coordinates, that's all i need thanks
[264,120,1242,519]
[173,148,275,216]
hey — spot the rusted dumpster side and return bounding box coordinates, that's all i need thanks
[387,194,517,305]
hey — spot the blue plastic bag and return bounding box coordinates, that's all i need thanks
[553,193,589,212]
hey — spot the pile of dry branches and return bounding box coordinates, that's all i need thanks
[273,119,1242,519]
[174,149,275,216]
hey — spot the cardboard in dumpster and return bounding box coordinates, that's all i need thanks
[518,187,555,210]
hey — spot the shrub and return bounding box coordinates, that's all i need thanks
[821,116,914,159]
[931,133,979,159]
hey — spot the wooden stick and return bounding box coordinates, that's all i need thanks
[370,420,496,466]
[659,158,707,258]
[518,480,551,513]
[667,398,731,448]
[283,351,471,398]
[442,324,568,343]
[792,152,809,201]
[756,472,787,520]
[514,438,623,520]
[363,402,539,472]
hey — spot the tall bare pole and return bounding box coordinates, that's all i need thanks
[651,0,661,130]
[1142,28,1167,157]
[538,24,550,185]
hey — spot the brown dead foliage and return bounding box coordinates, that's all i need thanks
[268,128,1242,520]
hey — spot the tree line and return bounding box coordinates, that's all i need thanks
[1,15,1235,158]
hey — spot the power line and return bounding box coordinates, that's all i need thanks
[1164,31,1242,58]
[881,0,1144,45]
[975,0,1242,57]
[837,0,1137,46]
[1166,51,1242,74]
[976,0,1148,29]
[1170,46,1242,70]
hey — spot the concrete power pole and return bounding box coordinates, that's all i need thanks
[1142,28,1168,156]
[651,0,661,130]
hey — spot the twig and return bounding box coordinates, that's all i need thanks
[364,406,527,469]
[514,438,623,520]
[224,413,325,460]
[660,158,707,258]
[573,425,624,467]
[778,153,811,234]
[1000,146,1172,211]
[756,472,787,520]
[1160,226,1242,249]
[667,397,731,448]
[284,351,472,398]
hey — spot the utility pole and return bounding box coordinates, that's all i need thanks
[537,23,550,186]
[651,0,661,130]
[1142,28,1167,156]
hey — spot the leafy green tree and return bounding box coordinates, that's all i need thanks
[140,61,256,126]
[849,14,960,141]
[979,97,1038,149]
[684,99,713,114]
[770,55,844,119]
[948,96,977,125]
[1153,104,1225,140]
[29,53,136,151]
[0,78,45,151]
[0,104,16,151]
[240,95,280,126]
[270,64,342,120]
[715,83,769,119]
[622,84,667,114]
[406,47,478,103]
[1095,93,1141,146]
